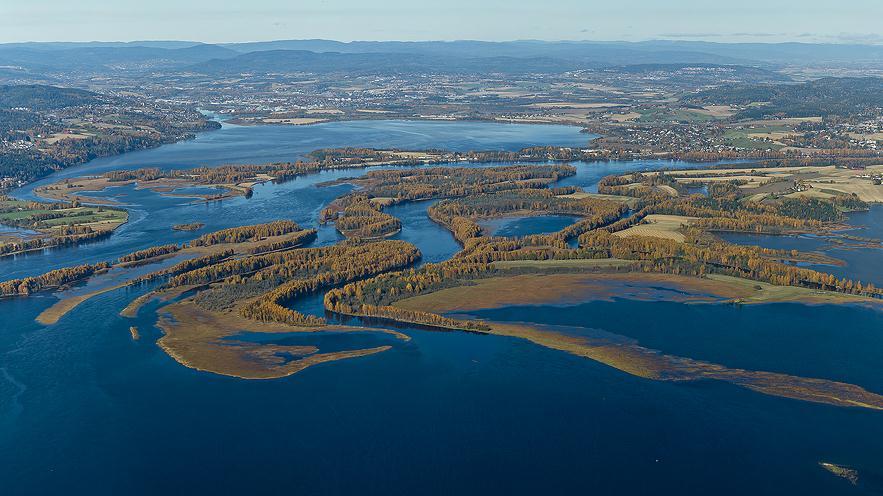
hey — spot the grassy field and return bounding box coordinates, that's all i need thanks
[614,214,696,242]
[0,205,126,230]
[723,127,789,150]
[0,199,128,255]
[661,165,883,203]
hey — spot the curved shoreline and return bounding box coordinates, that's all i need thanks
[154,300,403,380]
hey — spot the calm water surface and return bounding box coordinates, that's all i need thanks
[718,206,883,287]
[1,121,881,495]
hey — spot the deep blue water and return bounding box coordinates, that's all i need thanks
[1,120,882,495]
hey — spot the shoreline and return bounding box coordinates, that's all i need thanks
[6,118,588,201]
[8,117,788,205]
[153,300,404,380]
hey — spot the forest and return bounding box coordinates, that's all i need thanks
[123,236,420,327]
[0,262,110,296]
[686,77,883,118]
[325,196,402,239]
[0,84,221,190]
[189,220,302,246]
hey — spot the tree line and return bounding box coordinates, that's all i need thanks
[1,262,110,296]
[189,220,302,246]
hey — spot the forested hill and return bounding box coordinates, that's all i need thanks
[186,50,790,79]
[0,84,218,190]
[0,84,105,110]
[686,77,883,118]
[4,40,883,77]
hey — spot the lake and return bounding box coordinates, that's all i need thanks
[1,120,881,495]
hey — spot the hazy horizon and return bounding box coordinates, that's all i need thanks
[4,38,883,47]
[1,0,881,45]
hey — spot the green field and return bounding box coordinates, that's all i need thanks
[0,199,127,231]
[723,127,788,150]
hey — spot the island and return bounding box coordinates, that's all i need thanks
[171,222,205,231]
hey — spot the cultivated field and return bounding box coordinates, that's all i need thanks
[613,214,697,242]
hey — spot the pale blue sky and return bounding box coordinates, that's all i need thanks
[1,0,881,44]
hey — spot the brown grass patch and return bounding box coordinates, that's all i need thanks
[614,214,697,242]
[155,300,403,379]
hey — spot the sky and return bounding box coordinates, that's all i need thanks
[1,0,882,45]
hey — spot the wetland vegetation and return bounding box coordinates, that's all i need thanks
[13,156,883,391]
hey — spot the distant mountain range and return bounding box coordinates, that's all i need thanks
[1,40,883,77]
[0,44,238,73]
[216,40,883,66]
